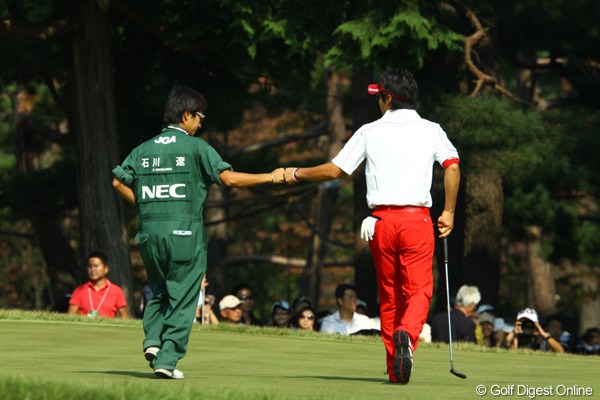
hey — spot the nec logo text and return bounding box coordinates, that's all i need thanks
[141,184,186,199]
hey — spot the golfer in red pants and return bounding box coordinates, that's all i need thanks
[283,68,460,384]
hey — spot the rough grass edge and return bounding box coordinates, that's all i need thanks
[0,375,277,400]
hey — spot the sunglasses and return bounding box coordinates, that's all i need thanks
[195,111,206,121]
[238,294,253,300]
[300,314,315,320]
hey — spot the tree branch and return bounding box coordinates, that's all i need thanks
[448,0,532,106]
[226,120,328,159]
[223,254,354,268]
[0,14,76,40]
[224,254,307,267]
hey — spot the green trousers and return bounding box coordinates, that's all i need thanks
[136,220,206,371]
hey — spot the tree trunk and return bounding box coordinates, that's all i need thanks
[303,68,346,308]
[461,170,503,306]
[351,64,379,313]
[579,295,600,333]
[71,0,134,314]
[525,226,557,316]
[12,88,80,310]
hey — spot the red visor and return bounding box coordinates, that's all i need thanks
[367,83,409,101]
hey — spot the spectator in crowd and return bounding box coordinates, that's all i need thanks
[510,308,564,353]
[356,299,369,316]
[219,295,243,324]
[474,304,495,346]
[320,284,372,335]
[574,327,600,355]
[478,312,497,348]
[291,296,312,320]
[430,285,480,343]
[477,304,495,315]
[295,306,317,331]
[540,314,572,352]
[196,275,218,324]
[270,300,292,328]
[356,299,381,331]
[232,283,262,326]
[492,317,514,349]
[68,251,128,318]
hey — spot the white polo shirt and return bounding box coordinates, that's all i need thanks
[332,109,459,209]
[319,311,375,335]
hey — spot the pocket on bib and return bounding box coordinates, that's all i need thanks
[135,231,149,245]
[171,230,194,262]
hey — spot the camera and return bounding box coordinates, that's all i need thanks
[521,319,535,335]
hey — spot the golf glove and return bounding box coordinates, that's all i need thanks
[360,216,379,241]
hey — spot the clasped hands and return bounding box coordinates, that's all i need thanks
[270,167,301,185]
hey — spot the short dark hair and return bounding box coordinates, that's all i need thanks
[162,85,207,127]
[87,251,108,265]
[377,68,418,110]
[335,283,356,300]
[231,283,252,296]
[583,327,600,341]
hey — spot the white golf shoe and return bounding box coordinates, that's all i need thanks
[154,368,184,380]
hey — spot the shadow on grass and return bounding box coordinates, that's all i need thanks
[75,370,155,379]
[289,375,386,384]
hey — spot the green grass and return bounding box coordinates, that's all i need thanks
[1,310,598,400]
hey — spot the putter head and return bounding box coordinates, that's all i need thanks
[450,369,467,379]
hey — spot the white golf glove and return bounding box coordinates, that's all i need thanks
[360,216,379,241]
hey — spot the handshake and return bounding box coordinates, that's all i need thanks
[270,167,302,185]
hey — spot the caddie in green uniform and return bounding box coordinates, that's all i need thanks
[112,85,284,379]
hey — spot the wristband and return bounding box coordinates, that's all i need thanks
[292,167,301,182]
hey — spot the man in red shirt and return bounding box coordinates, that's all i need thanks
[68,251,129,318]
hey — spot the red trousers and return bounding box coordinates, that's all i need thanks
[369,206,434,373]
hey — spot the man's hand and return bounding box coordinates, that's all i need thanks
[360,216,379,241]
[271,168,285,184]
[283,168,299,185]
[437,210,455,238]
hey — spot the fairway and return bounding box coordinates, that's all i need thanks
[0,312,598,400]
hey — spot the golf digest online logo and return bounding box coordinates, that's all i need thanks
[475,384,593,398]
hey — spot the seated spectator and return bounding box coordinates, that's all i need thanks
[219,295,243,324]
[68,251,128,318]
[492,317,514,349]
[292,296,312,316]
[574,327,600,355]
[356,299,369,316]
[477,304,495,315]
[430,285,480,343]
[232,283,262,326]
[196,275,219,324]
[295,306,316,331]
[270,300,292,328]
[510,308,564,353]
[540,314,572,352]
[319,284,373,335]
[479,312,496,348]
[355,298,381,331]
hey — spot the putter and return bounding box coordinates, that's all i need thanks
[444,238,467,379]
